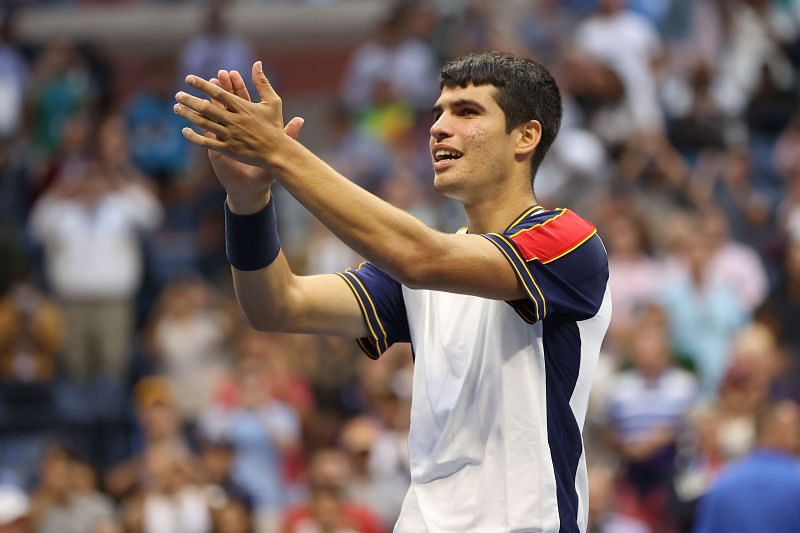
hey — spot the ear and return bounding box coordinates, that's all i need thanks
[514,120,542,158]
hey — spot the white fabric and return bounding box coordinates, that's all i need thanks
[142,488,211,533]
[394,283,612,532]
[576,11,663,132]
[30,184,162,299]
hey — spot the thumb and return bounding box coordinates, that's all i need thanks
[252,60,279,103]
[284,117,304,140]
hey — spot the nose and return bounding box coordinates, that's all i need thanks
[429,113,452,141]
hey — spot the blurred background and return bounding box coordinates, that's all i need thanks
[0,0,799,531]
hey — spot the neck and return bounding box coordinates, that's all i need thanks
[463,178,537,234]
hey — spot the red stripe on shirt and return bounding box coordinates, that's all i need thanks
[510,209,596,263]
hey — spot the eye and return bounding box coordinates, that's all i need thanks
[459,108,477,116]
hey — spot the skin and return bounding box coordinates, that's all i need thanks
[173,62,543,335]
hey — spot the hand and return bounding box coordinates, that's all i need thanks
[174,62,301,210]
[202,69,304,212]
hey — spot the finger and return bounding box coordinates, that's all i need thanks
[185,75,240,110]
[174,102,229,137]
[229,70,252,102]
[175,91,229,123]
[284,116,304,140]
[209,78,225,110]
[251,61,280,103]
[181,127,227,151]
[217,70,234,94]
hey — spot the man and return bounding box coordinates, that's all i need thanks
[174,52,611,532]
[692,400,800,533]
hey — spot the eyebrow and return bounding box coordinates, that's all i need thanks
[432,99,487,118]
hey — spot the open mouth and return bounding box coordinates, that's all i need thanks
[433,149,463,163]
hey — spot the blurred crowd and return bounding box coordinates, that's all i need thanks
[1,0,800,532]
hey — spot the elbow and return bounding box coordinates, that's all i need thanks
[391,232,451,289]
[240,302,292,333]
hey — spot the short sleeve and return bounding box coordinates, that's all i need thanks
[481,208,609,323]
[337,263,411,359]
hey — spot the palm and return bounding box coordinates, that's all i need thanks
[209,147,270,197]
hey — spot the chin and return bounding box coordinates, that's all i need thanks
[433,170,461,195]
[433,171,473,203]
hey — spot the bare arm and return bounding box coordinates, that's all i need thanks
[175,64,524,302]
[192,70,366,337]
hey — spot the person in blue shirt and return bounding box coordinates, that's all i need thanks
[693,400,800,533]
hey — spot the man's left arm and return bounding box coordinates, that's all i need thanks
[174,64,522,301]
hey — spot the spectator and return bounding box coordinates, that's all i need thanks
[27,39,95,160]
[179,0,255,100]
[693,400,800,533]
[29,443,118,533]
[125,58,190,185]
[604,305,698,530]
[29,115,162,383]
[210,497,253,533]
[574,0,664,135]
[201,336,301,532]
[340,0,438,113]
[147,277,234,424]
[711,0,797,117]
[105,376,190,500]
[604,211,662,348]
[198,436,252,514]
[339,417,407,529]
[659,218,749,393]
[281,449,383,533]
[0,282,62,385]
[0,282,63,487]
[702,209,769,312]
[121,442,211,533]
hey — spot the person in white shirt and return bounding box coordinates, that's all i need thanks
[30,116,162,382]
[174,51,611,532]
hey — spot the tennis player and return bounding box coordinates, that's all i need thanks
[174,51,611,532]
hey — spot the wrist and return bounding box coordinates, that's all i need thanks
[226,190,271,215]
[268,136,304,177]
[224,196,281,271]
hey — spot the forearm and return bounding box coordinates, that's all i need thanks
[232,251,295,331]
[271,139,442,286]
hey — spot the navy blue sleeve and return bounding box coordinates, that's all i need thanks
[481,209,609,323]
[336,263,411,359]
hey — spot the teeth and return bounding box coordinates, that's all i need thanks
[434,149,462,161]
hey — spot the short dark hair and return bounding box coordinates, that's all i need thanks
[440,51,563,182]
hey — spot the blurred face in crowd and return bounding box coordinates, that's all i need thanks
[201,442,234,483]
[310,485,345,530]
[40,447,72,500]
[430,83,522,204]
[212,499,252,533]
[97,115,130,167]
[606,215,646,259]
[138,400,180,441]
[629,321,671,378]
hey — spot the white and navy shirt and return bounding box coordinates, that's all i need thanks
[337,206,611,533]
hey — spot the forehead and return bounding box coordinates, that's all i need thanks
[434,83,500,109]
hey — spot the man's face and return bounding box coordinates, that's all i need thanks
[429,83,518,203]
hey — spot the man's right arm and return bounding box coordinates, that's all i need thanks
[231,246,367,338]
[206,70,367,339]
